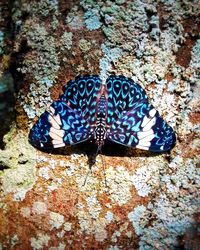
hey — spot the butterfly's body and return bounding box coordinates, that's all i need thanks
[29,75,176,153]
[94,85,108,149]
[94,88,107,149]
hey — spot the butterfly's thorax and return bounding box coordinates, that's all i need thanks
[94,85,108,148]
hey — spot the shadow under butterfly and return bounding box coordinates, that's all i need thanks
[29,75,176,167]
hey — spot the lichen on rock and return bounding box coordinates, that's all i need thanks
[0,127,36,201]
[0,0,199,249]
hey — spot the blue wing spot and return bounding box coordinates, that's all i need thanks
[119,134,126,142]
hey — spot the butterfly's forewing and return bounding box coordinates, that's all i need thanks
[106,76,176,152]
[60,75,101,125]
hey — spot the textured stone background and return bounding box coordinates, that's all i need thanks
[0,0,199,249]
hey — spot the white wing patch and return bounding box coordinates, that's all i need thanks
[138,129,154,139]
[48,115,60,129]
[136,108,157,150]
[54,114,62,126]
[49,106,55,115]
[143,117,156,131]
[52,140,65,148]
[50,127,65,137]
[49,131,63,141]
[48,111,66,148]
[149,108,156,117]
[141,115,150,128]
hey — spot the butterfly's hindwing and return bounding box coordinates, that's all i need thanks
[29,101,93,149]
[107,99,176,152]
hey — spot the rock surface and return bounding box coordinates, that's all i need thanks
[0,1,199,249]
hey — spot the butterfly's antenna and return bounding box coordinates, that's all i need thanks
[96,145,101,157]
[83,145,107,186]
[83,145,99,186]
[101,154,108,188]
[97,146,108,188]
[83,167,91,186]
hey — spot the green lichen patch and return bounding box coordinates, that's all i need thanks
[0,127,36,200]
[12,2,61,119]
[1,0,198,248]
[131,158,163,197]
[49,211,65,229]
[79,38,92,53]
[65,6,84,30]
[13,20,60,118]
[190,39,200,71]
[18,22,60,83]
[106,166,132,206]
[128,156,199,249]
[30,233,50,250]
[84,9,102,31]
[60,31,73,51]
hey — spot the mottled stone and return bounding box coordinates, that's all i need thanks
[0,0,199,249]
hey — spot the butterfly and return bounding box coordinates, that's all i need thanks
[29,75,176,154]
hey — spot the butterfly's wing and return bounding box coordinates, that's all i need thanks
[60,75,101,125]
[106,76,176,152]
[29,101,93,149]
[29,75,102,150]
